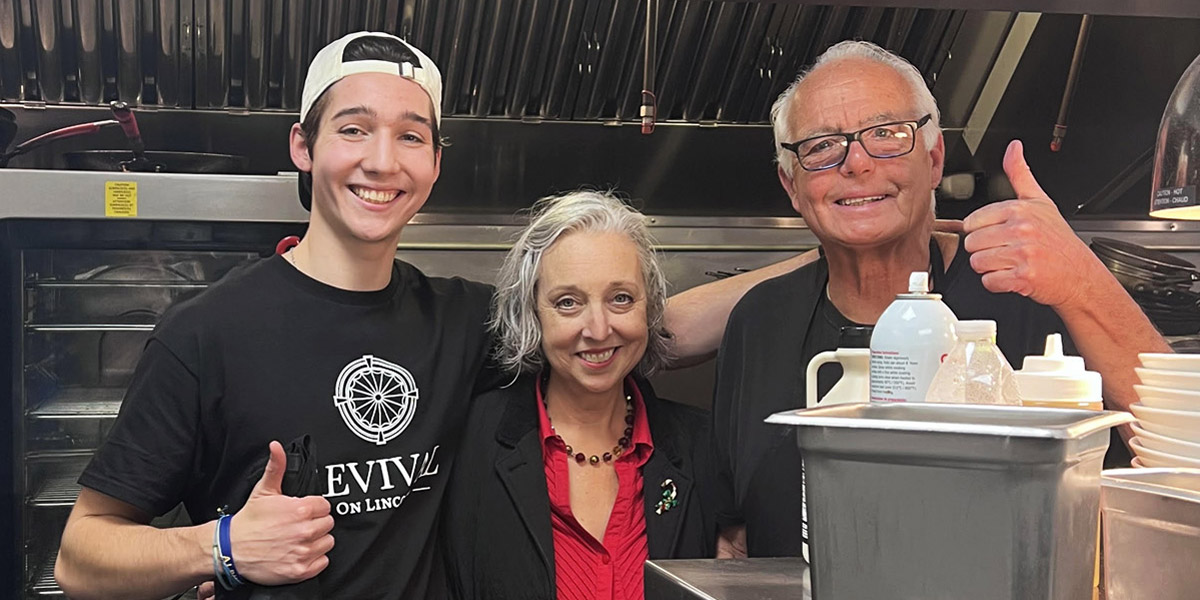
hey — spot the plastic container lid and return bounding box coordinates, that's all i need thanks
[1015,333,1102,402]
[952,319,996,339]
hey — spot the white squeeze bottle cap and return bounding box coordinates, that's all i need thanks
[1014,333,1102,403]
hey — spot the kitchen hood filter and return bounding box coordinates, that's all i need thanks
[1150,52,1200,219]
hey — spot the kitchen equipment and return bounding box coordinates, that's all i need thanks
[63,150,250,173]
[1102,468,1200,600]
[0,101,249,173]
[1091,238,1200,334]
[1149,49,1200,219]
[766,402,1132,600]
[1090,237,1200,282]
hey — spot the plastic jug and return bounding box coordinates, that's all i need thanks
[806,326,872,408]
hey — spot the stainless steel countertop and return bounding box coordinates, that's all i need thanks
[645,558,810,600]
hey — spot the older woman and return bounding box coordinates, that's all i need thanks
[441,191,714,599]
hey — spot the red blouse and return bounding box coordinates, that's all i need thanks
[536,377,654,600]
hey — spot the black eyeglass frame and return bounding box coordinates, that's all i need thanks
[780,113,934,172]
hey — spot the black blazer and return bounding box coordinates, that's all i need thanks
[441,375,716,599]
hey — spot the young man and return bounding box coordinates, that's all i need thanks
[56,32,490,599]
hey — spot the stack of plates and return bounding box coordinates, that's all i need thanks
[1130,353,1200,467]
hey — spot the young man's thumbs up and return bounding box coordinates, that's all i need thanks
[248,441,288,498]
[224,442,336,586]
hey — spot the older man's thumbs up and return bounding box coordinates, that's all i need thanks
[961,140,1106,310]
[225,441,336,586]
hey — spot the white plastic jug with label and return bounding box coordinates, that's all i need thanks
[806,348,871,408]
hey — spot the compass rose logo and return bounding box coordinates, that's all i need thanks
[333,355,419,446]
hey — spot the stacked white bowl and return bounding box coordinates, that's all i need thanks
[1130,353,1200,468]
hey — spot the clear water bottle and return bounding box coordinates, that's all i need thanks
[926,320,1022,405]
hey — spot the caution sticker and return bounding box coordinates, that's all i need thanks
[105,181,138,217]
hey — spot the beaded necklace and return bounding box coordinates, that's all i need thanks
[547,394,634,466]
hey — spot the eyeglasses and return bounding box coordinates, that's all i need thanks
[781,114,933,172]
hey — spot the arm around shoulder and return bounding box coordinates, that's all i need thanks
[664,248,821,367]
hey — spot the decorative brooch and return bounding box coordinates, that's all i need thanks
[655,478,679,514]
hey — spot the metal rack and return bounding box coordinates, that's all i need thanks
[28,389,125,420]
[8,227,281,599]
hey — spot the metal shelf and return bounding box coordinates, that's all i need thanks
[29,388,124,420]
[26,324,155,332]
[30,550,62,597]
[29,473,81,508]
[25,281,211,289]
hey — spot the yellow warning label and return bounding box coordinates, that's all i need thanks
[105,181,138,217]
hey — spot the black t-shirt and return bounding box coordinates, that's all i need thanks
[712,236,1078,558]
[80,255,496,599]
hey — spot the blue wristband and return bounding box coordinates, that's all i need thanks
[217,514,247,587]
[212,519,235,590]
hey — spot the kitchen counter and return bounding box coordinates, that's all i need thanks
[645,558,1108,600]
[644,558,810,600]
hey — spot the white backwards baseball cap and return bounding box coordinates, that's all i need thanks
[299,31,442,126]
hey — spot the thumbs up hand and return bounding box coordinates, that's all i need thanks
[961,140,1105,310]
[226,441,336,585]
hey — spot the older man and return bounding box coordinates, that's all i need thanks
[710,40,1169,559]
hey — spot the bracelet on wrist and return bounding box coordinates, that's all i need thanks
[215,513,247,588]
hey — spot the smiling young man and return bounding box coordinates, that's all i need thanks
[710,40,1167,560]
[56,32,494,599]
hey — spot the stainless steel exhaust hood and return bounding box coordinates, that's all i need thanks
[2,1,968,124]
[3,2,1200,218]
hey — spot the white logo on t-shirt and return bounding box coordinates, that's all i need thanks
[333,355,419,446]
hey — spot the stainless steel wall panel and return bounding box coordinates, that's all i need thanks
[243,0,268,110]
[714,3,769,122]
[155,0,181,106]
[655,0,707,119]
[57,0,81,103]
[882,7,918,52]
[472,0,514,117]
[540,0,586,118]
[279,0,302,111]
[33,0,63,103]
[682,2,742,122]
[113,0,138,103]
[0,0,20,101]
[74,0,103,104]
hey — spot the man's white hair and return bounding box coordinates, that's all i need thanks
[770,40,942,177]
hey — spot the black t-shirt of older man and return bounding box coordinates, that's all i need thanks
[710,236,1111,558]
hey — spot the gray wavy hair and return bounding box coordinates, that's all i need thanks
[491,190,672,376]
[771,40,942,178]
